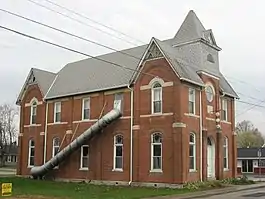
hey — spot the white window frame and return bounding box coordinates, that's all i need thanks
[28,139,35,167]
[188,88,196,114]
[30,101,37,125]
[54,102,61,123]
[222,98,228,121]
[82,98,90,120]
[151,132,162,172]
[52,137,60,169]
[113,93,123,112]
[80,145,89,170]
[224,136,229,170]
[113,134,123,171]
[189,133,196,171]
[151,82,162,114]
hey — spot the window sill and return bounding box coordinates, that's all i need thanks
[112,168,123,172]
[221,120,231,124]
[189,169,197,173]
[150,169,163,173]
[79,168,89,171]
[184,113,200,118]
[48,122,68,126]
[27,166,34,168]
[224,168,229,171]
[24,124,41,127]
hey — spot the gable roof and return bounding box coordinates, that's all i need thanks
[18,10,239,101]
[16,68,57,105]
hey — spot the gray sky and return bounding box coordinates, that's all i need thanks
[1,0,265,132]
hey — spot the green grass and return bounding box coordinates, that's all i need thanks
[0,177,195,199]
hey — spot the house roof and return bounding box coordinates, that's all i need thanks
[16,68,57,104]
[238,148,265,158]
[17,10,239,102]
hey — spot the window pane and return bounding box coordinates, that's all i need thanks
[83,147,88,156]
[30,157,34,166]
[153,101,161,113]
[32,106,37,115]
[153,134,162,143]
[153,145,161,156]
[30,148,35,156]
[82,157,88,167]
[115,156,122,169]
[116,146,123,156]
[153,157,161,169]
[223,147,227,158]
[189,145,194,156]
[189,89,195,102]
[115,136,123,144]
[84,99,90,109]
[189,102,194,113]
[54,138,60,146]
[190,157,194,169]
[83,109,90,119]
[115,93,123,100]
[32,115,36,124]
[154,89,161,101]
[190,134,194,143]
[54,147,59,156]
[224,157,227,168]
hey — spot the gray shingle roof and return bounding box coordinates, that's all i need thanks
[238,148,265,158]
[32,68,57,96]
[16,68,57,104]
[25,10,237,100]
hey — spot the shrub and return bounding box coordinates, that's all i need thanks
[183,180,224,190]
[221,176,255,185]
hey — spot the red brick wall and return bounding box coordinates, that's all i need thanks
[18,57,236,184]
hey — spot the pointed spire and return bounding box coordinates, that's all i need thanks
[172,10,206,46]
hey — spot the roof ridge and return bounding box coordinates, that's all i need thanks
[32,67,57,75]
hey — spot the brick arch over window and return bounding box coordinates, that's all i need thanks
[148,77,165,87]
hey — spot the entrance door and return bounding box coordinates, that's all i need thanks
[242,160,253,173]
[207,137,215,178]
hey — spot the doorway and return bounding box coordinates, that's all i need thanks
[207,137,215,178]
[242,160,253,173]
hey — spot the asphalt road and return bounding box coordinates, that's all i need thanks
[196,186,265,199]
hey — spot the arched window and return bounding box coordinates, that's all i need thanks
[223,136,228,170]
[151,82,162,114]
[113,134,123,170]
[151,132,162,171]
[205,83,215,103]
[52,137,60,157]
[28,139,35,167]
[30,100,37,124]
[189,133,196,171]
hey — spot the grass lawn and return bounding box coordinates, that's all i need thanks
[0,177,196,199]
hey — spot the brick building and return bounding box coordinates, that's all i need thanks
[16,10,238,185]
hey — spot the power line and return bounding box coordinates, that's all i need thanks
[3,7,265,107]
[42,0,145,45]
[1,24,265,110]
[0,8,141,61]
[25,0,139,46]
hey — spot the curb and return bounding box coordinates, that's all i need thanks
[177,184,265,199]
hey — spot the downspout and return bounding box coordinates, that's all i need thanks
[127,85,133,185]
[199,89,203,181]
[43,102,48,164]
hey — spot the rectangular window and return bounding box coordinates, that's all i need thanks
[223,138,228,170]
[82,98,90,120]
[54,102,61,123]
[222,99,228,121]
[152,86,162,114]
[113,93,123,112]
[31,105,37,124]
[188,88,195,114]
[114,135,123,170]
[80,145,89,169]
[151,133,162,171]
[28,140,35,167]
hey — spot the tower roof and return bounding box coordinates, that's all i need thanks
[172,10,206,46]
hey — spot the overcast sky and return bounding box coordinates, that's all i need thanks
[1,0,265,132]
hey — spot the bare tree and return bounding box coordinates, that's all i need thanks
[236,120,264,148]
[0,103,19,166]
